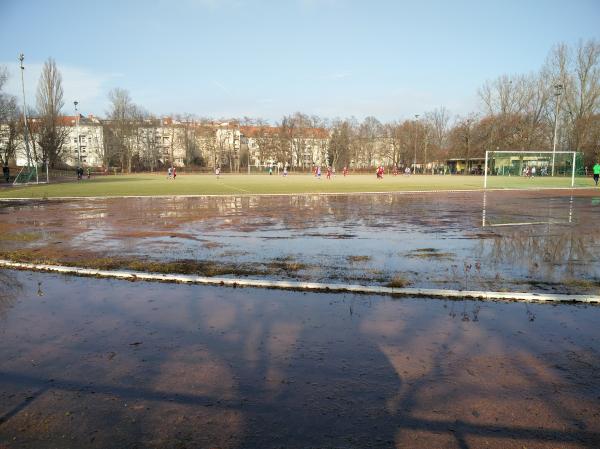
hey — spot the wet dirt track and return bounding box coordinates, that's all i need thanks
[0,190,599,294]
[0,270,599,449]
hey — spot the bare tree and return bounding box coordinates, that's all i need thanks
[106,88,137,172]
[35,58,69,167]
[0,66,21,167]
[542,40,600,162]
[328,119,352,169]
[447,115,480,174]
[358,116,382,167]
[425,107,451,153]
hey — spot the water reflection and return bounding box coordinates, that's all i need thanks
[0,271,21,319]
[1,191,599,293]
[479,191,599,287]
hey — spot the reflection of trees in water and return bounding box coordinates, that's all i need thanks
[483,226,596,278]
[0,271,21,319]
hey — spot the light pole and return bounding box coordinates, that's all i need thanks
[464,119,472,175]
[18,54,32,169]
[413,114,419,173]
[551,83,563,176]
[74,101,81,166]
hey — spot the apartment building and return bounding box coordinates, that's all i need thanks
[3,117,330,171]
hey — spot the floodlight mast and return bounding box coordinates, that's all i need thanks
[551,83,563,176]
[19,54,32,169]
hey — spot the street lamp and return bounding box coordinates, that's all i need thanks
[74,101,81,166]
[551,83,563,176]
[413,114,419,174]
[18,54,32,169]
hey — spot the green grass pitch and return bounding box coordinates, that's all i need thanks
[0,173,592,199]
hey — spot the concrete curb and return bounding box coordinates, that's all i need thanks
[1,259,598,304]
[0,186,594,201]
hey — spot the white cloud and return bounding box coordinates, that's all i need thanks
[1,60,116,115]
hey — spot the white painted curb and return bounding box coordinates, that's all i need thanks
[0,259,598,304]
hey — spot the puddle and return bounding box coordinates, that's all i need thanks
[0,270,598,448]
[0,191,599,294]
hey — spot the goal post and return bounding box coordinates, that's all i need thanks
[12,163,49,185]
[484,150,581,189]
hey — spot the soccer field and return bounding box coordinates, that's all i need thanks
[0,173,592,198]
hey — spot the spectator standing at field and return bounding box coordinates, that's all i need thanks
[593,161,600,186]
[326,166,331,179]
[215,167,220,179]
[283,166,288,177]
[317,166,321,178]
[531,166,536,178]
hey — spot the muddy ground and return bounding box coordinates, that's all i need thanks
[0,270,598,449]
[0,190,599,294]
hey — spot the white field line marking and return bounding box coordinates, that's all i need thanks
[486,221,563,227]
[1,259,598,304]
[0,187,593,201]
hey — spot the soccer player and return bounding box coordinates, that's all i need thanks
[343,166,348,177]
[215,167,220,179]
[326,166,331,179]
[593,161,600,186]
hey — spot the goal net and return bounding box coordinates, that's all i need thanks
[12,164,49,185]
[483,151,583,189]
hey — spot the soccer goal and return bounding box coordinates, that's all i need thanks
[12,163,49,185]
[483,151,582,189]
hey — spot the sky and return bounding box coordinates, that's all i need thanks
[1,0,599,122]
